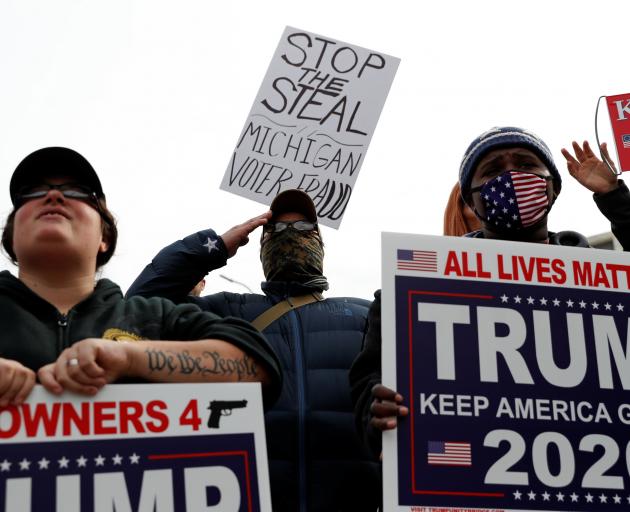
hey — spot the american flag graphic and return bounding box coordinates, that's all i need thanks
[482,171,548,229]
[397,250,437,272]
[623,134,630,149]
[427,441,472,467]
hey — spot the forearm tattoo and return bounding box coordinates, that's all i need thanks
[145,349,259,381]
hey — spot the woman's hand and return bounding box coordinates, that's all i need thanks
[38,339,131,395]
[0,357,37,406]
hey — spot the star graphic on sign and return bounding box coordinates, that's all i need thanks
[505,182,511,188]
[585,493,594,503]
[604,302,612,310]
[509,197,515,203]
[512,214,518,220]
[497,176,502,181]
[592,301,599,310]
[613,495,621,504]
[112,454,123,465]
[77,456,87,468]
[552,298,560,306]
[599,493,607,503]
[513,490,522,500]
[130,453,140,464]
[500,192,505,198]
[485,194,490,200]
[527,490,536,500]
[570,493,579,502]
[579,300,587,308]
[514,295,522,303]
[527,296,535,305]
[95,455,105,467]
[617,303,624,311]
[626,495,630,504]
[19,458,30,471]
[501,294,509,303]
[566,299,574,308]
[58,457,69,469]
[502,207,508,213]
[539,297,547,305]
[203,237,219,253]
[491,186,496,192]
[542,491,550,501]
[556,492,565,502]
[38,458,50,470]
[0,459,11,471]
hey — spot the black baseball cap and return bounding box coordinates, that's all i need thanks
[10,147,105,206]
[270,189,318,223]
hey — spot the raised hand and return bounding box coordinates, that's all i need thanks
[221,211,272,258]
[561,141,619,195]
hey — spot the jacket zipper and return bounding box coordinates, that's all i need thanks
[57,312,70,352]
[289,309,308,512]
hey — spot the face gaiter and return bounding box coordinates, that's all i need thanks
[260,227,329,291]
[470,170,553,232]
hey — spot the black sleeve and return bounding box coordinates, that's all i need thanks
[593,179,630,251]
[349,289,382,458]
[126,229,229,302]
[160,300,282,408]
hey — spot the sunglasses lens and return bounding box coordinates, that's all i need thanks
[293,221,315,231]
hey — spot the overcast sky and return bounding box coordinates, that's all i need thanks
[1,0,627,300]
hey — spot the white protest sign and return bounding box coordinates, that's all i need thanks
[381,232,630,512]
[0,383,271,511]
[221,26,399,228]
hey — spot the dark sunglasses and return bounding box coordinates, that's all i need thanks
[263,220,318,233]
[16,182,104,215]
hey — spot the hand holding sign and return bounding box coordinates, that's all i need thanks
[38,338,128,395]
[561,140,619,194]
[369,383,408,431]
[0,357,36,406]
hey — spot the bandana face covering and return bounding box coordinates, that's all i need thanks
[260,227,325,285]
[470,170,553,231]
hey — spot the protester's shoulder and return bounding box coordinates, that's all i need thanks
[201,291,269,307]
[122,293,205,317]
[324,296,371,310]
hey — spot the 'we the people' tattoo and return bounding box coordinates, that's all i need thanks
[145,349,258,381]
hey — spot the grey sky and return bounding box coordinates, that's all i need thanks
[1,0,626,299]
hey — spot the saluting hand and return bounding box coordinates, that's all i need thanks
[220,211,272,258]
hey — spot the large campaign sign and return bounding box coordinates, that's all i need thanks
[0,383,271,511]
[382,233,630,512]
[220,26,399,228]
[605,93,630,172]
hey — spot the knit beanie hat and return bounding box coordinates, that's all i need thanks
[458,127,562,199]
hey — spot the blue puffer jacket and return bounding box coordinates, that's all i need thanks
[127,229,381,512]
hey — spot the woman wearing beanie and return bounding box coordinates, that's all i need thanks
[350,126,630,459]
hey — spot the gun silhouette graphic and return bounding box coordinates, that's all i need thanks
[207,399,248,428]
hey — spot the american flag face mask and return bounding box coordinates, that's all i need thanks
[470,170,553,231]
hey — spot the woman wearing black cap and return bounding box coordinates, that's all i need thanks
[0,147,281,407]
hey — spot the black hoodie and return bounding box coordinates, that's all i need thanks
[0,271,281,405]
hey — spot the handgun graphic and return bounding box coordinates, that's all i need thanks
[207,399,248,428]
